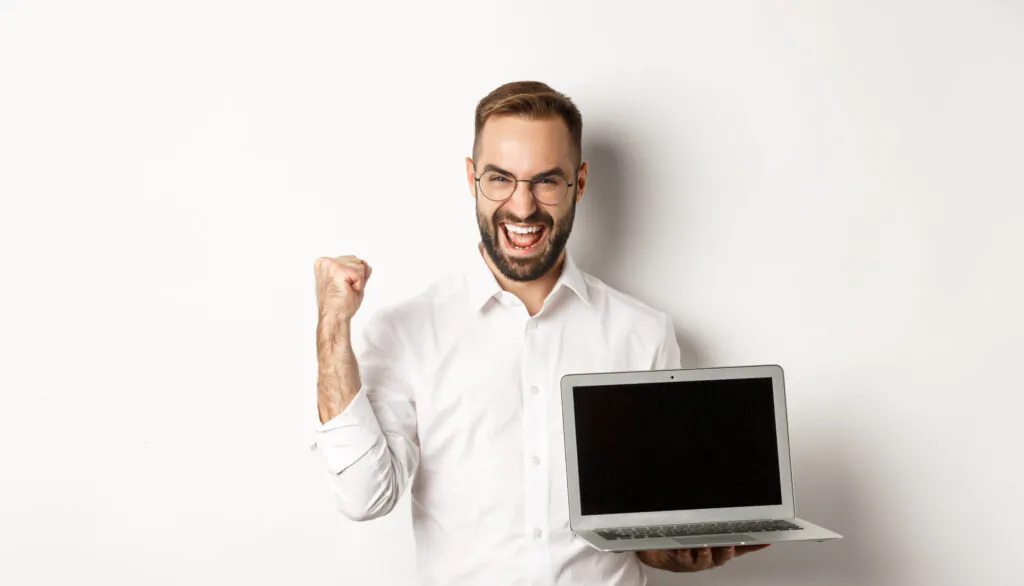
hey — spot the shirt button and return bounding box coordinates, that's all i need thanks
[533,528,543,539]
[532,456,541,466]
[526,320,537,330]
[530,385,539,395]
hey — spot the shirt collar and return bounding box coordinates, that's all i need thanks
[465,243,591,313]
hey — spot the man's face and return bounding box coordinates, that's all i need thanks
[466,115,587,282]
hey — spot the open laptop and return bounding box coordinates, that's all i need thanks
[559,364,842,551]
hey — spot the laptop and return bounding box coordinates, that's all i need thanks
[559,364,842,551]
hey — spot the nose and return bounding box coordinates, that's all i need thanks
[504,179,539,219]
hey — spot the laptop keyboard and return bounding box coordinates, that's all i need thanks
[595,519,803,541]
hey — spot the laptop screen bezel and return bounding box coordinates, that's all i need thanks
[560,364,796,531]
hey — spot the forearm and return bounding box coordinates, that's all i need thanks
[317,318,360,423]
[311,312,420,521]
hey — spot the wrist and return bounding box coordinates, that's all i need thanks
[318,314,352,336]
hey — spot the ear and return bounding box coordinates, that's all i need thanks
[574,161,588,203]
[465,157,477,200]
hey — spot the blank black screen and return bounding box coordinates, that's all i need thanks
[573,377,783,516]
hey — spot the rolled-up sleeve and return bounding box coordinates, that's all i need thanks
[311,389,385,474]
[309,309,419,521]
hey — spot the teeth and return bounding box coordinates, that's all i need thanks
[505,224,542,234]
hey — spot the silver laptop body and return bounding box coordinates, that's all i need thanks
[560,364,842,551]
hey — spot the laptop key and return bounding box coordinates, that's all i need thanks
[596,519,803,540]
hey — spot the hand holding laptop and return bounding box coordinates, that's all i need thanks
[636,543,771,573]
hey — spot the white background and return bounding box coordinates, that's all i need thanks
[2,1,1022,585]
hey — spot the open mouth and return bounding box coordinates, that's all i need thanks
[500,221,548,254]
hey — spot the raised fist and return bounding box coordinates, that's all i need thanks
[314,255,372,324]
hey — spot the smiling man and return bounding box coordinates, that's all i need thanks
[310,81,767,585]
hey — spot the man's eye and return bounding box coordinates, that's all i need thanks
[489,175,510,183]
[537,178,557,185]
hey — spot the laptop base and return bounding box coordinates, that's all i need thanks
[574,517,842,552]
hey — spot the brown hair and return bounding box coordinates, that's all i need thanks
[473,81,583,164]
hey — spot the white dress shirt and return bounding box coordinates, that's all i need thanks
[310,243,682,586]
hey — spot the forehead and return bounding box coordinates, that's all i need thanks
[476,115,574,173]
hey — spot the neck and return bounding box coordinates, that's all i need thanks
[477,242,565,317]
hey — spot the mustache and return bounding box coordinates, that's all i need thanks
[492,210,553,227]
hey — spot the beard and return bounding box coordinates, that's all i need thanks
[477,197,576,283]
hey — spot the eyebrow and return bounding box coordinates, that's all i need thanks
[482,164,568,180]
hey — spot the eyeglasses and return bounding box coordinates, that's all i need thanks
[474,166,578,205]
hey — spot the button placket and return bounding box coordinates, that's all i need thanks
[523,313,549,569]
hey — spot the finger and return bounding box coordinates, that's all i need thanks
[694,547,714,571]
[334,255,363,264]
[712,545,735,566]
[343,259,369,289]
[735,544,772,556]
[314,257,332,275]
[675,548,697,569]
[664,548,689,571]
[315,257,367,295]
[327,256,362,273]
[314,257,338,289]
[316,257,353,275]
[330,263,364,292]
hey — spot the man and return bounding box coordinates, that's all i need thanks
[310,81,768,585]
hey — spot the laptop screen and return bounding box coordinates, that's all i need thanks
[572,376,784,516]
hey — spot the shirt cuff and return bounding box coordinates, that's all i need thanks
[308,388,385,475]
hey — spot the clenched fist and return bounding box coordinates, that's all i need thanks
[314,255,372,325]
